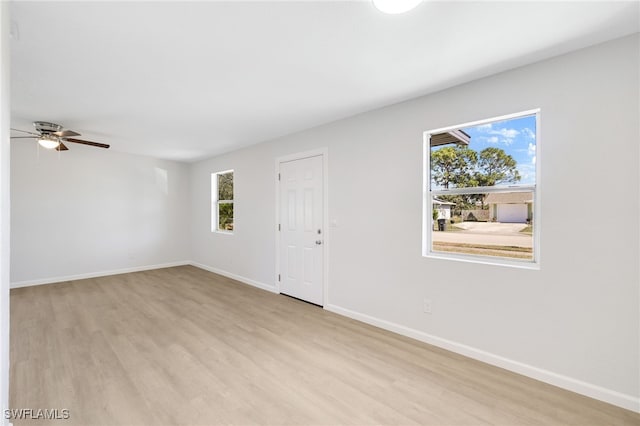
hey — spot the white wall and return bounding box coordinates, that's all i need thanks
[0,1,10,423]
[190,35,639,410]
[10,144,191,285]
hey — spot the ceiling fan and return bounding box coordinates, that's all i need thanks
[10,121,110,151]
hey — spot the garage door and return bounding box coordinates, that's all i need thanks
[497,204,527,223]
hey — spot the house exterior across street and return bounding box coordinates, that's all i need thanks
[485,192,533,223]
[433,198,455,220]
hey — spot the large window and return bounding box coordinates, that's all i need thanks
[424,110,539,267]
[212,170,234,233]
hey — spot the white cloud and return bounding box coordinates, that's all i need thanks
[493,128,520,139]
[522,127,536,140]
[531,156,536,165]
[528,143,536,156]
[473,122,532,147]
[476,127,520,145]
[517,163,536,185]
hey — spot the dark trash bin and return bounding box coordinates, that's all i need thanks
[437,218,446,231]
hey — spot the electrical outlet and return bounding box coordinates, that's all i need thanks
[423,298,432,314]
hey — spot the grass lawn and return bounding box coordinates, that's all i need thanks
[520,225,533,234]
[433,242,533,260]
[435,224,465,232]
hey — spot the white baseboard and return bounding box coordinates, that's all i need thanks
[10,261,191,289]
[324,303,640,413]
[189,262,278,294]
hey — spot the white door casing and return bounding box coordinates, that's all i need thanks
[278,155,324,305]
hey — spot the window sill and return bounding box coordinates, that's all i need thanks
[424,251,540,270]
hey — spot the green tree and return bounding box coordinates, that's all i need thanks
[476,147,521,186]
[431,145,521,210]
[430,146,478,189]
[217,172,234,231]
[217,172,233,200]
[218,203,234,231]
[474,147,520,208]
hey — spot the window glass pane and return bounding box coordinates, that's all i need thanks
[218,202,234,231]
[430,115,536,190]
[218,172,234,201]
[431,191,533,261]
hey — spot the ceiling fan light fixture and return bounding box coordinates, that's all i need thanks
[372,0,422,14]
[12,122,109,151]
[38,137,60,150]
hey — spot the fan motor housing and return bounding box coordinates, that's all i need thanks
[33,121,62,135]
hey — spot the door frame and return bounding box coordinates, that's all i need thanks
[275,148,329,306]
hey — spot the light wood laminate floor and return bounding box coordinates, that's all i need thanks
[10,266,640,425]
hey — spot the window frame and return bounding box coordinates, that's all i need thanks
[212,169,234,234]
[423,109,540,269]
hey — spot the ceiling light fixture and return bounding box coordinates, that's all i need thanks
[38,136,60,149]
[372,0,422,14]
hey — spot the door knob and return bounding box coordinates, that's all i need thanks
[315,240,322,245]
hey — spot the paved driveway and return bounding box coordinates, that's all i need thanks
[433,222,532,248]
[453,222,527,234]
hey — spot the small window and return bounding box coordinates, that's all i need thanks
[424,111,539,267]
[212,170,234,233]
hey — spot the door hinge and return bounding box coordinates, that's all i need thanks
[278,274,281,282]
[278,173,281,181]
[278,223,281,231]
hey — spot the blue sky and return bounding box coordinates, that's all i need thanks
[462,115,537,185]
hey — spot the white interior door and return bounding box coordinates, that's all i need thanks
[279,155,324,306]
